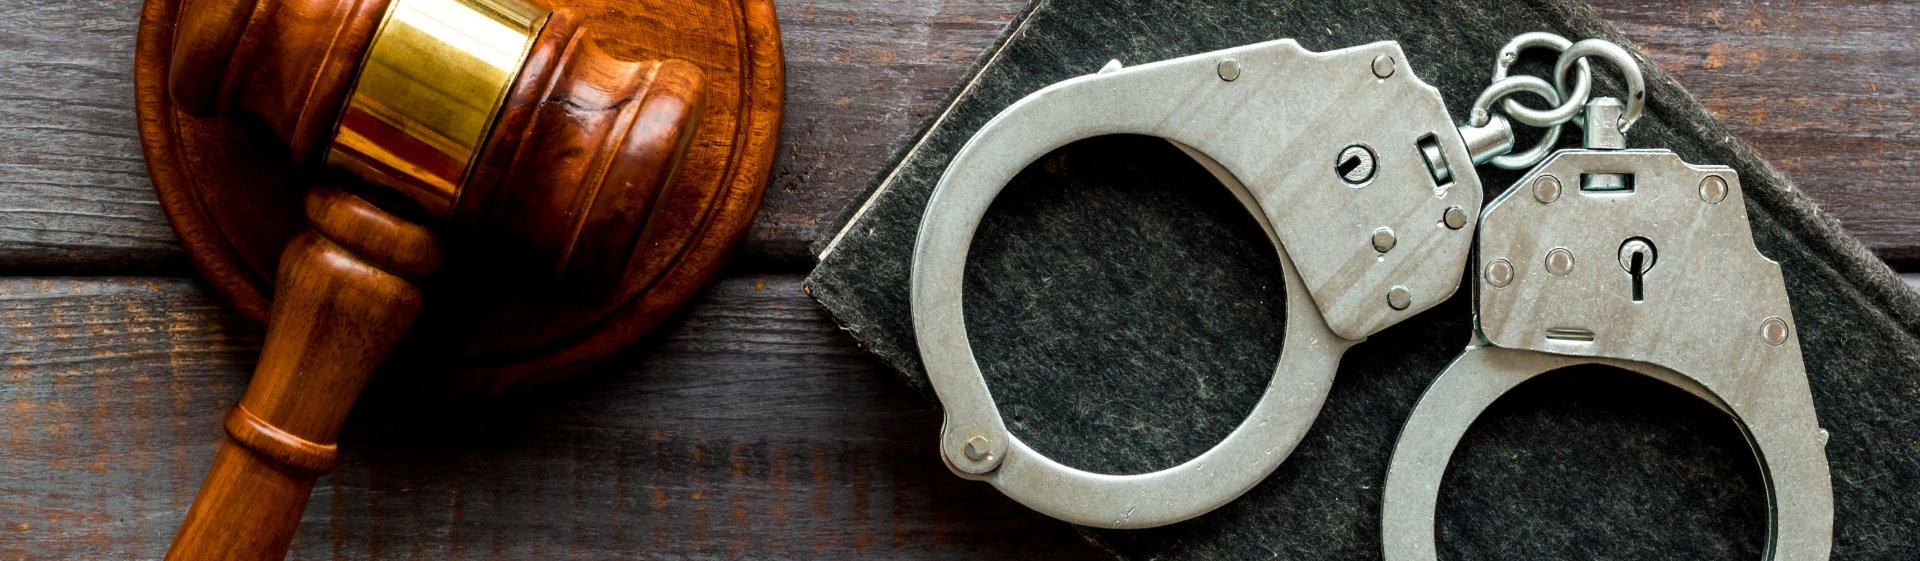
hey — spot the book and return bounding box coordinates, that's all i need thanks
[806,0,1918,557]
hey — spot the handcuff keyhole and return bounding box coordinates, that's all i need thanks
[1629,252,1645,302]
[1336,144,1376,184]
[1619,237,1656,303]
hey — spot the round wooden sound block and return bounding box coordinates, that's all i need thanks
[134,0,783,392]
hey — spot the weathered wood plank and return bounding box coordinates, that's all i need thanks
[3,0,1915,272]
[0,0,1029,273]
[0,1,180,273]
[1589,0,1920,266]
[753,0,1029,265]
[0,274,1105,560]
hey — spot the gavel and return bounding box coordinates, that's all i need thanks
[137,0,780,558]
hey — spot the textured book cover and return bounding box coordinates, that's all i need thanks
[807,0,1920,558]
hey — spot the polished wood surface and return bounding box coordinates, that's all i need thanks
[454,20,709,296]
[166,189,441,561]
[135,0,785,389]
[164,0,383,163]
[2,0,1916,559]
[137,0,781,557]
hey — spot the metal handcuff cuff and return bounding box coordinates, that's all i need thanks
[1380,38,1834,561]
[909,31,1833,548]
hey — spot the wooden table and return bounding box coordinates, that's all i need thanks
[2,1,1915,558]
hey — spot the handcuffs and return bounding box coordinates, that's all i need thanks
[909,31,1832,559]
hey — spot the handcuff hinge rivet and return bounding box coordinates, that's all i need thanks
[1443,205,1468,230]
[964,435,992,461]
[1545,248,1574,277]
[1700,174,1730,204]
[1762,317,1790,346]
[1533,175,1562,204]
[1387,286,1412,310]
[1372,227,1397,253]
[1371,55,1396,78]
[1485,259,1515,288]
[1217,58,1240,81]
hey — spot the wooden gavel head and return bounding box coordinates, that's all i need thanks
[167,0,705,293]
[139,0,780,558]
[137,0,782,390]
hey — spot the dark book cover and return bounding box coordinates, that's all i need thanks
[806,0,1920,558]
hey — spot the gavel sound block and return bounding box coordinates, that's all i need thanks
[132,0,781,558]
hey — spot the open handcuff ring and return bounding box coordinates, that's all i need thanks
[1378,149,1833,561]
[911,39,1490,528]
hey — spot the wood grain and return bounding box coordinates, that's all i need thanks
[163,188,443,561]
[1589,0,1920,267]
[0,0,1029,274]
[135,0,789,388]
[0,274,1105,560]
[3,1,1917,559]
[0,1,180,273]
[2,0,1915,272]
[752,0,1029,265]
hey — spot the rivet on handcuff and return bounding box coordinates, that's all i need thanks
[908,31,1830,556]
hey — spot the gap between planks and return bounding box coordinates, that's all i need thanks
[0,274,1105,560]
[1,0,1918,273]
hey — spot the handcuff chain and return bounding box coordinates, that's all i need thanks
[1470,33,1649,170]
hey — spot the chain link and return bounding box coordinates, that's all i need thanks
[1470,75,1565,170]
[1554,39,1646,133]
[1469,33,1649,170]
[1492,32,1592,128]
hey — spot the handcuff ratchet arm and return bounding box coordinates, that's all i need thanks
[914,39,1484,528]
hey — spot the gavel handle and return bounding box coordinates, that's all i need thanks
[166,188,441,561]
